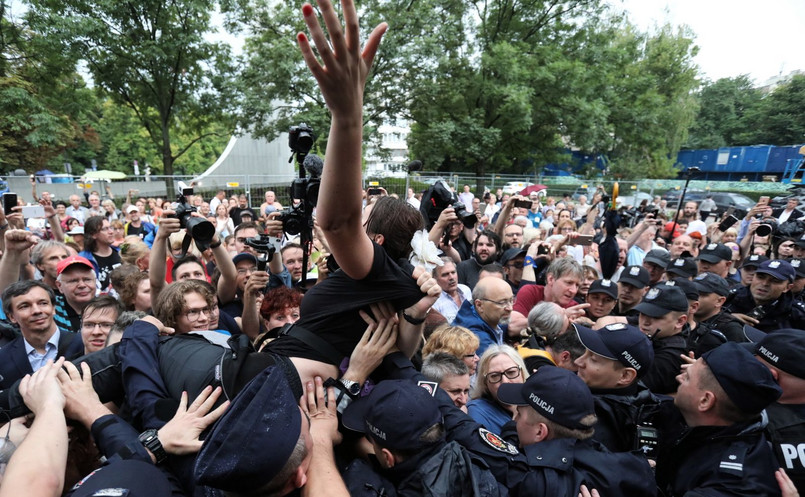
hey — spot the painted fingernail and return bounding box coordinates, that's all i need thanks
[302,4,314,16]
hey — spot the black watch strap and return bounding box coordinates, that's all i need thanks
[138,428,168,464]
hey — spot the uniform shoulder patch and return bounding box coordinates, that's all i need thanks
[478,428,519,455]
[417,381,438,396]
[718,444,747,476]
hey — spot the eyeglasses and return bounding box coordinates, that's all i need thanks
[82,322,114,332]
[485,366,521,384]
[184,305,219,322]
[236,266,257,275]
[480,298,515,307]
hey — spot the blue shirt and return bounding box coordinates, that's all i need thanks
[466,397,512,434]
[24,328,61,372]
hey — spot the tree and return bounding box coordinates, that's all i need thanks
[745,75,805,146]
[685,75,762,149]
[25,0,236,194]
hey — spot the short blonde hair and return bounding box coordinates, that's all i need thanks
[422,325,480,359]
[120,237,149,266]
[471,344,528,401]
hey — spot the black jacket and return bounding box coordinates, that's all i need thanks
[656,418,781,497]
[764,402,805,494]
[0,330,83,389]
[725,286,805,333]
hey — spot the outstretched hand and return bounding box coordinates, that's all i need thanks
[297,0,387,117]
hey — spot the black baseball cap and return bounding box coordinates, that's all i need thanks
[500,247,526,266]
[755,259,796,283]
[666,257,698,278]
[497,366,594,430]
[698,243,732,263]
[692,272,730,297]
[634,285,688,317]
[588,279,618,300]
[619,266,650,289]
[342,380,443,451]
[754,328,805,379]
[702,342,782,414]
[740,254,769,269]
[644,249,671,269]
[795,233,805,249]
[788,258,805,279]
[664,278,699,301]
[575,323,654,378]
[71,460,174,497]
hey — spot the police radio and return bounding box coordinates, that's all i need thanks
[635,423,659,460]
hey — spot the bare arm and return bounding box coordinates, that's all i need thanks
[301,377,349,497]
[493,196,519,238]
[149,213,181,302]
[0,230,38,291]
[240,272,269,341]
[41,198,64,242]
[214,234,239,305]
[298,0,386,280]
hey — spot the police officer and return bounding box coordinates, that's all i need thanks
[726,259,805,332]
[656,342,783,497]
[738,254,769,287]
[788,258,805,301]
[753,329,805,494]
[341,379,505,496]
[613,265,650,317]
[378,352,656,497]
[573,322,675,455]
[696,242,737,285]
[690,272,746,353]
[632,285,689,394]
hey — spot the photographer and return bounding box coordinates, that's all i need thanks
[428,206,474,262]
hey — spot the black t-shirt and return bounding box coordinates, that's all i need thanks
[267,242,424,364]
[229,207,257,226]
[94,251,122,292]
[127,223,144,239]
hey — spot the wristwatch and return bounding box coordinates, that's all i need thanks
[138,428,168,464]
[338,378,362,398]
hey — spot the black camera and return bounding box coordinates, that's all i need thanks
[278,208,306,236]
[171,188,215,250]
[289,123,314,158]
[748,306,767,321]
[420,180,477,230]
[756,221,777,238]
[244,234,277,271]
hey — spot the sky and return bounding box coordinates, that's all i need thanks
[608,0,805,85]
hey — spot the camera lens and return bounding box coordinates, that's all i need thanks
[756,224,772,237]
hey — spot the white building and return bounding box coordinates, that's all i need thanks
[364,120,411,177]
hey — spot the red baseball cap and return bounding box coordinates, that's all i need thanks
[56,255,94,275]
[663,222,681,238]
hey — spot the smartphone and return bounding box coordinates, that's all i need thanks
[718,215,739,232]
[513,199,533,209]
[2,193,17,215]
[367,188,382,196]
[758,196,770,205]
[576,234,594,246]
[724,206,735,218]
[21,205,45,218]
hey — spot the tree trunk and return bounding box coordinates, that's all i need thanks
[162,124,175,197]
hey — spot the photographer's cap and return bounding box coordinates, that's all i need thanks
[740,254,769,269]
[500,247,526,266]
[643,249,670,269]
[232,252,258,266]
[619,265,650,289]
[697,243,732,263]
[126,205,139,214]
[666,257,698,278]
[702,342,782,414]
[66,226,84,236]
[692,272,730,297]
[753,328,805,379]
[497,366,594,430]
[755,259,795,282]
[664,222,682,239]
[634,285,688,317]
[342,380,443,451]
[588,279,618,300]
[575,322,654,378]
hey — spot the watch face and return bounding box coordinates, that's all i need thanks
[348,383,361,395]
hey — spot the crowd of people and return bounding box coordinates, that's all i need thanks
[0,1,803,496]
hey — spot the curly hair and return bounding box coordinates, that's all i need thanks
[259,286,303,321]
[118,271,150,311]
[153,279,216,330]
[422,324,480,359]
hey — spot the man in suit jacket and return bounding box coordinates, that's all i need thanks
[0,280,82,389]
[773,198,805,224]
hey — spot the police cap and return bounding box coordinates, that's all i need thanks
[664,278,700,301]
[619,265,650,289]
[697,243,732,263]
[575,323,654,378]
[754,328,805,379]
[644,249,671,269]
[588,279,618,300]
[692,272,730,297]
[702,342,782,415]
[634,285,688,317]
[666,257,698,278]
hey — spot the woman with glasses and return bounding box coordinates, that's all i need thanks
[466,344,528,433]
[422,324,481,376]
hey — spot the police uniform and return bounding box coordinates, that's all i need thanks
[380,353,657,497]
[753,329,805,494]
[726,285,805,333]
[656,342,783,497]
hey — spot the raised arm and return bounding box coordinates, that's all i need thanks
[298,0,386,280]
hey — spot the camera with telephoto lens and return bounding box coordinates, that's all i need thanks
[420,180,477,230]
[170,188,215,249]
[281,123,320,235]
[755,219,777,238]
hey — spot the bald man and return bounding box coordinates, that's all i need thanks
[453,276,514,357]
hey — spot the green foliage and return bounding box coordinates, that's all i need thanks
[686,75,762,148]
[747,75,805,146]
[25,0,236,192]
